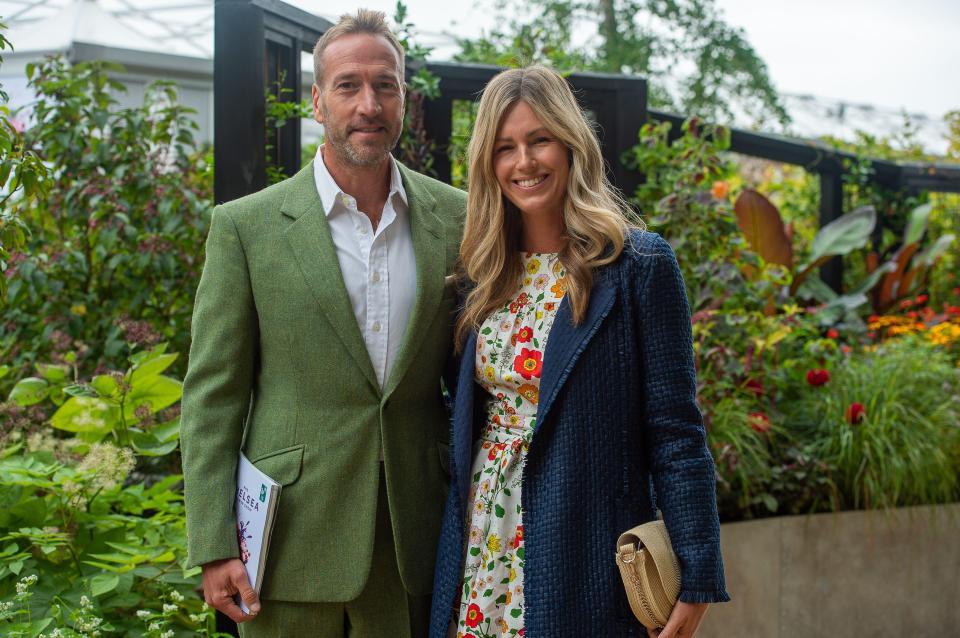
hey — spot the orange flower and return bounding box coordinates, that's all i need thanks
[711,180,730,199]
[518,383,539,404]
[551,277,568,298]
[516,326,533,343]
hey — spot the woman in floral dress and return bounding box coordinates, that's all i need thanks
[430,66,728,638]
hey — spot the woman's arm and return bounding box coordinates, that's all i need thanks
[634,232,730,605]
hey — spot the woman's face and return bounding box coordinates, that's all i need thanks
[492,100,570,223]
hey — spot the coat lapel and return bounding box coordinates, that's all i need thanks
[535,274,617,429]
[281,163,379,392]
[383,165,445,400]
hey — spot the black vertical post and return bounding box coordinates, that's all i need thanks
[612,79,646,200]
[819,169,845,292]
[423,94,454,184]
[215,0,266,203]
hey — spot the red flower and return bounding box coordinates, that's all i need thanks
[513,348,543,380]
[748,412,771,433]
[806,369,830,387]
[868,314,880,324]
[826,328,839,339]
[841,345,851,354]
[744,378,765,397]
[516,326,533,343]
[915,294,929,305]
[906,311,918,319]
[953,287,960,296]
[465,603,483,628]
[900,299,913,309]
[513,525,524,549]
[946,306,960,316]
[845,403,866,425]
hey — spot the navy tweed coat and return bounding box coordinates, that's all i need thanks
[429,231,730,638]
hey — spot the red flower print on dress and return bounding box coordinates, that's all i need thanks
[465,603,483,628]
[513,524,524,549]
[517,326,533,343]
[513,348,544,380]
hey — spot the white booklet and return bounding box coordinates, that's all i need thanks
[235,452,281,613]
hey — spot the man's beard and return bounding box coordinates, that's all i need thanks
[322,107,403,168]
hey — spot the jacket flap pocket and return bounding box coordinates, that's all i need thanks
[249,444,304,486]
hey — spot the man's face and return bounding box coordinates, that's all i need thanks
[312,33,405,168]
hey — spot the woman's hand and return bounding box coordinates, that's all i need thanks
[650,601,709,638]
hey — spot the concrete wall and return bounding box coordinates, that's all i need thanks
[698,504,960,637]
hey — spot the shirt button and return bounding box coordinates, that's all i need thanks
[372,321,382,333]
[372,272,381,283]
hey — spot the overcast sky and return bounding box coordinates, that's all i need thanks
[288,0,960,119]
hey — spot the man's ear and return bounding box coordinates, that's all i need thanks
[311,83,324,125]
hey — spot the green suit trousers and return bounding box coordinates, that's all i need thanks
[238,470,429,638]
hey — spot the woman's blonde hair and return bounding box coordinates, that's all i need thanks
[455,65,642,350]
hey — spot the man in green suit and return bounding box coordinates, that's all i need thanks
[180,10,466,637]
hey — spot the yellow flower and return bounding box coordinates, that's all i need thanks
[508,567,516,582]
[70,304,87,316]
[526,259,541,274]
[487,534,502,552]
[485,366,495,382]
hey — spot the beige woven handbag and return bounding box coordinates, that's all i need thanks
[614,520,681,630]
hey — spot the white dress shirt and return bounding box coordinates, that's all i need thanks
[313,145,416,389]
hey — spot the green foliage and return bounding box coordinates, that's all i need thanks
[780,338,960,510]
[0,346,228,637]
[264,72,313,186]
[0,23,49,302]
[457,0,789,127]
[3,57,211,381]
[394,1,442,175]
[628,117,788,312]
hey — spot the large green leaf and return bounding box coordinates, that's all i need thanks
[124,375,182,421]
[806,206,876,266]
[8,377,49,406]
[903,203,933,246]
[131,431,179,457]
[36,363,69,384]
[914,233,956,267]
[129,353,179,385]
[90,572,120,598]
[50,396,119,434]
[91,374,119,397]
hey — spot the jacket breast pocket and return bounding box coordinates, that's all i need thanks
[249,444,305,486]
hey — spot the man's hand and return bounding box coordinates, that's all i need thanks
[650,601,709,638]
[201,558,261,623]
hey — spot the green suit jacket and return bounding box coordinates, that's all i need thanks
[180,161,466,601]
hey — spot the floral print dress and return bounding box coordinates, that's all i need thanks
[453,253,567,638]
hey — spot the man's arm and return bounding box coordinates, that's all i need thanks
[180,206,261,620]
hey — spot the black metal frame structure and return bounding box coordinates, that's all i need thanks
[214,0,960,286]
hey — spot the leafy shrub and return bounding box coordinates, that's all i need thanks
[779,338,960,510]
[2,57,211,383]
[0,345,226,637]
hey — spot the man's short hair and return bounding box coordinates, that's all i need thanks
[312,9,406,86]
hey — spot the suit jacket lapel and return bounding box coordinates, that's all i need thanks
[281,162,379,392]
[383,165,445,400]
[535,274,617,429]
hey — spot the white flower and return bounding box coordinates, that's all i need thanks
[168,589,184,602]
[161,631,174,638]
[137,609,152,619]
[163,603,178,613]
[79,595,91,608]
[149,623,161,632]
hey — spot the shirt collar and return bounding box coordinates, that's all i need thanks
[313,144,408,217]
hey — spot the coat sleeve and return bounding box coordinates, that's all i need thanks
[180,205,259,569]
[634,233,730,604]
